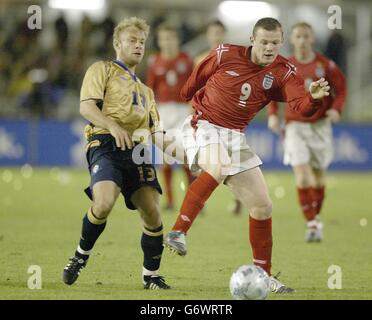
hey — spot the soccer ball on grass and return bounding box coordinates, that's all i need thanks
[229,265,270,300]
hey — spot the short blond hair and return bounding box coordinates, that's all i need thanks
[113,17,150,48]
[291,22,313,32]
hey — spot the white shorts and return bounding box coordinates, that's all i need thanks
[158,102,191,131]
[182,116,262,176]
[283,119,333,169]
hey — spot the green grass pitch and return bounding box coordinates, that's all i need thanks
[0,167,371,300]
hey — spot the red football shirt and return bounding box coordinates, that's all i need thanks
[267,53,347,123]
[146,52,193,103]
[181,44,322,131]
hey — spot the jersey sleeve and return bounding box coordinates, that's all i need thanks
[80,61,108,102]
[180,49,218,101]
[327,60,347,113]
[148,89,163,134]
[280,70,321,117]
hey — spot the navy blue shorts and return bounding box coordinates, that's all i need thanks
[84,134,162,210]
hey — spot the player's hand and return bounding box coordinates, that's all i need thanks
[268,115,281,134]
[309,78,330,100]
[326,109,340,123]
[108,122,133,150]
[153,131,187,163]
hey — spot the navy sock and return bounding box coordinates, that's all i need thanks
[141,225,164,271]
[75,213,106,260]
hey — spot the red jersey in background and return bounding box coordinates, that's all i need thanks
[146,52,193,103]
[267,53,347,123]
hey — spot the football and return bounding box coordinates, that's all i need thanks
[229,265,270,300]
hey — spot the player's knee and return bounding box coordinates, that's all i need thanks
[250,201,273,220]
[294,168,315,187]
[143,202,159,216]
[296,175,313,188]
[92,199,115,218]
[202,162,229,182]
[141,205,161,228]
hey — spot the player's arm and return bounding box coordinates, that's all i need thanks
[80,101,133,150]
[325,61,347,123]
[152,131,187,163]
[148,95,186,163]
[180,49,218,101]
[281,73,329,116]
[80,61,132,150]
[267,101,281,134]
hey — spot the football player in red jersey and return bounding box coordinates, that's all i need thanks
[146,23,194,211]
[164,17,330,293]
[267,22,346,242]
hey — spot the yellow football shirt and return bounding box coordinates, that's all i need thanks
[80,60,162,141]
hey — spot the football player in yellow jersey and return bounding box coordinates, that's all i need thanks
[63,17,174,289]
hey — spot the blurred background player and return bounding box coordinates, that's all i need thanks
[62,17,171,290]
[194,20,226,66]
[194,20,243,215]
[267,22,347,242]
[146,23,194,211]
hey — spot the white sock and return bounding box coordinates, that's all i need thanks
[76,245,92,256]
[143,267,159,277]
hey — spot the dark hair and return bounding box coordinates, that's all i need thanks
[253,17,282,36]
[207,19,226,31]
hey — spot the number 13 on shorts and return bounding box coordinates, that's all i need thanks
[137,166,156,182]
